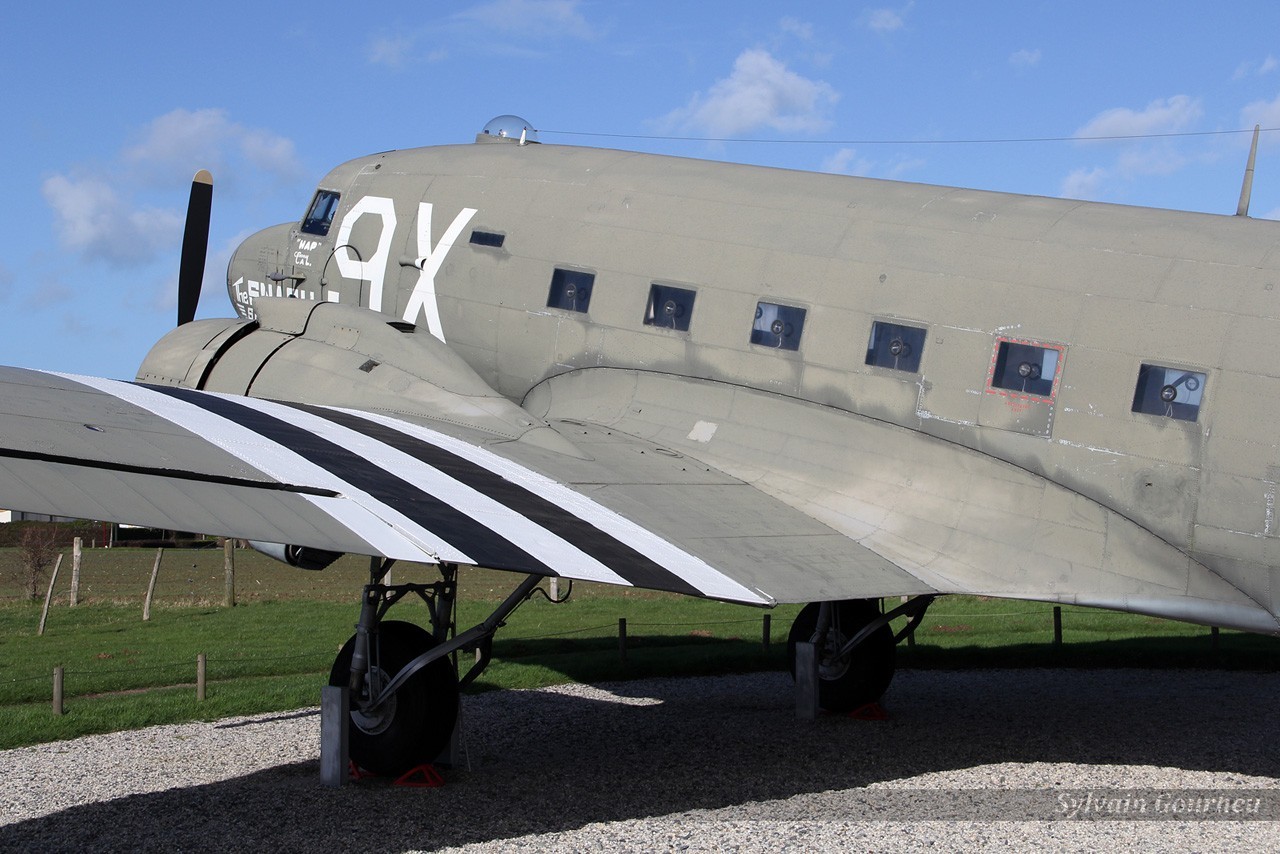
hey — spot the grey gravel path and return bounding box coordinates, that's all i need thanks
[2,669,1279,852]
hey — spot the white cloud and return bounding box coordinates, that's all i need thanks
[822,147,872,176]
[1114,145,1188,177]
[779,17,814,41]
[368,33,448,68]
[884,156,926,180]
[23,278,75,311]
[663,49,838,136]
[868,8,904,33]
[122,108,301,186]
[41,174,181,267]
[43,108,300,270]
[371,1,594,65]
[368,34,417,68]
[240,128,301,177]
[1242,92,1280,138]
[1010,48,1041,68]
[1234,55,1278,80]
[1060,166,1107,200]
[1073,95,1203,139]
[457,0,595,39]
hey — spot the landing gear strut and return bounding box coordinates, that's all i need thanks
[787,596,935,712]
[329,559,545,777]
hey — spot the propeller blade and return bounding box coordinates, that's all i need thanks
[177,169,213,326]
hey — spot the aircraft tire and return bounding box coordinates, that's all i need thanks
[787,600,895,712]
[329,620,458,777]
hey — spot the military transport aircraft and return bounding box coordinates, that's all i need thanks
[3,115,1279,776]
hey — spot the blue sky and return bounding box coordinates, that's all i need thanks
[4,1,1280,379]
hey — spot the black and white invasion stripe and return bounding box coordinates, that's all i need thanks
[54,372,771,605]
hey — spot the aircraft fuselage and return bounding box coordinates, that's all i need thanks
[225,137,1280,628]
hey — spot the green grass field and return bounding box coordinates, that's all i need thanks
[1,545,1277,749]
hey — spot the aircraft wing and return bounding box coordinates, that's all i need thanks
[3,364,1275,632]
[0,366,933,607]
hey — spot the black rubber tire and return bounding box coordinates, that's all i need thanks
[787,600,896,712]
[329,620,459,777]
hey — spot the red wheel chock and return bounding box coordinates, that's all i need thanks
[348,761,378,780]
[848,702,888,721]
[394,764,445,788]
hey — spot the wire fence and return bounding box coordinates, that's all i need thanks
[6,599,1235,714]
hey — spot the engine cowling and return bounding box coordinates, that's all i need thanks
[135,296,583,457]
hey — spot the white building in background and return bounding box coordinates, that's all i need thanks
[0,510,10,523]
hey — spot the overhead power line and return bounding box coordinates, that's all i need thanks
[539,126,1280,146]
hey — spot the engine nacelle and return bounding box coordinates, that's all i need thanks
[134,296,582,457]
[248,541,343,571]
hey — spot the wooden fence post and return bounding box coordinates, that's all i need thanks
[52,666,64,715]
[143,548,164,621]
[618,618,628,664]
[38,554,63,636]
[762,613,771,651]
[1053,606,1063,648]
[223,539,235,607]
[197,653,207,701]
[70,537,82,606]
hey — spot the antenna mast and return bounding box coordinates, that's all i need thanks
[1236,124,1261,217]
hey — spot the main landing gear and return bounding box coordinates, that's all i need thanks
[787,596,935,713]
[329,559,551,777]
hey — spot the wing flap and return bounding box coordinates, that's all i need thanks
[523,423,933,602]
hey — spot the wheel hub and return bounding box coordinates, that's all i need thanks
[351,667,398,735]
[819,628,852,681]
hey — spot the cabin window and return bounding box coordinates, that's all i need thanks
[751,301,806,350]
[300,190,341,236]
[1132,364,1206,421]
[866,321,926,373]
[546,268,594,313]
[990,340,1060,398]
[644,284,695,331]
[470,230,505,248]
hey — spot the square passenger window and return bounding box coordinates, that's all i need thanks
[866,321,926,373]
[1131,364,1206,422]
[990,340,1061,398]
[644,284,695,331]
[750,302,806,350]
[546,268,594,313]
[300,190,341,236]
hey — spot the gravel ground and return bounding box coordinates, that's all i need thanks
[2,668,1279,852]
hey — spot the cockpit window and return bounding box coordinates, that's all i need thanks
[750,301,806,350]
[1132,364,1206,421]
[301,190,341,236]
[470,229,505,248]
